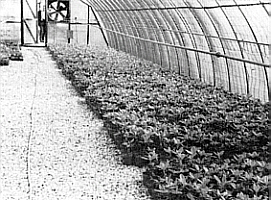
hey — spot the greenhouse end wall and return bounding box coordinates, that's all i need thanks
[47,0,106,46]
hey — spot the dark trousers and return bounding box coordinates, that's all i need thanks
[40,23,46,42]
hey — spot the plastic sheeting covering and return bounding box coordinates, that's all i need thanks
[70,0,271,101]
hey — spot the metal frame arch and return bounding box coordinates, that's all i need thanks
[169,1,202,78]
[138,0,171,68]
[232,0,264,63]
[182,0,217,85]
[106,1,152,61]
[161,0,191,75]
[90,1,119,49]
[112,0,141,57]
[130,0,165,65]
[100,1,128,52]
[80,1,109,46]
[86,0,117,47]
[232,0,269,100]
[214,0,249,95]
[146,0,179,71]
[97,1,128,51]
[96,0,126,50]
[122,0,158,63]
[78,0,109,46]
[120,0,156,60]
[81,0,270,102]
[106,0,134,54]
[151,0,184,73]
[94,11,115,48]
[260,1,271,100]
[101,1,128,51]
[196,0,232,91]
[134,0,165,63]
[261,2,270,15]
[116,0,149,60]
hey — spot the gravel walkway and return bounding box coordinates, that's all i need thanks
[0,48,150,200]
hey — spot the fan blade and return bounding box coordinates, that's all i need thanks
[58,11,66,19]
[54,13,59,21]
[49,11,58,15]
[57,0,61,9]
[58,6,67,12]
[50,6,57,12]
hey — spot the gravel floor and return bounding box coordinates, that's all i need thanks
[0,48,151,200]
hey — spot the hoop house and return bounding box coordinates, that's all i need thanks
[0,0,270,102]
[80,0,270,102]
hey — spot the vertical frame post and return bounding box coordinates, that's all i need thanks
[45,0,48,46]
[215,0,249,95]
[35,0,38,43]
[21,0,24,45]
[87,6,90,45]
[68,0,71,44]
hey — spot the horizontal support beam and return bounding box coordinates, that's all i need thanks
[91,25,271,68]
[47,21,98,25]
[70,22,99,25]
[103,21,269,46]
[1,20,21,24]
[96,2,271,12]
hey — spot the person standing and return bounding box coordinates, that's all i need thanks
[40,19,46,42]
[38,10,46,42]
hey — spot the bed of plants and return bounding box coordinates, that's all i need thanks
[48,44,269,200]
[0,40,23,63]
[0,43,10,65]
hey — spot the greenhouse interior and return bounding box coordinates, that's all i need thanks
[0,0,270,199]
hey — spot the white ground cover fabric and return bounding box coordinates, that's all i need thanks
[0,48,150,200]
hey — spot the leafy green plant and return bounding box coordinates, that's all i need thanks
[48,44,269,199]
